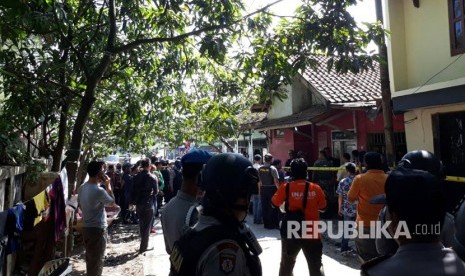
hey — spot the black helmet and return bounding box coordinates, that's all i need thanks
[453,200,465,261]
[290,158,308,179]
[201,153,258,209]
[398,150,445,179]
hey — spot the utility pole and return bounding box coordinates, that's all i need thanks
[375,0,396,166]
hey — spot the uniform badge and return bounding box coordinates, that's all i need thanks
[219,253,236,274]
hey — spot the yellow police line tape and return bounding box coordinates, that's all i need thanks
[445,176,465,183]
[283,167,465,183]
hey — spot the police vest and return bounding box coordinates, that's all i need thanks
[170,225,262,276]
[258,165,274,187]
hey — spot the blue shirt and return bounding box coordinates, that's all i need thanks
[336,175,357,217]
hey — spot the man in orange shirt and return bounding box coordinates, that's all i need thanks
[348,152,387,262]
[272,159,326,276]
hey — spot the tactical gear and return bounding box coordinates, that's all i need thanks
[170,224,262,276]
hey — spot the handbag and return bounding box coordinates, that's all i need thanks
[280,181,309,239]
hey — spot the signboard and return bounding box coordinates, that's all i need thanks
[332,131,356,141]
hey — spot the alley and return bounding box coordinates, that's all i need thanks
[144,216,361,276]
[68,215,361,275]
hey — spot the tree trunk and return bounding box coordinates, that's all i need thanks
[52,101,69,171]
[52,27,72,172]
[66,84,97,198]
[65,0,117,198]
[76,147,91,188]
[375,0,396,166]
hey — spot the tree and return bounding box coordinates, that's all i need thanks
[1,0,273,196]
[0,0,387,197]
[375,0,395,166]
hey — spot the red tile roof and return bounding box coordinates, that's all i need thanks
[300,55,381,105]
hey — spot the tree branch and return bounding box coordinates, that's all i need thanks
[112,0,285,54]
[113,24,227,53]
[260,11,302,20]
[19,129,41,152]
[208,143,222,153]
[79,3,105,50]
[220,137,235,152]
[107,0,117,51]
[52,0,91,78]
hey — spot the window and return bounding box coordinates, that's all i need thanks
[366,132,407,162]
[433,111,465,177]
[449,0,465,55]
[275,129,285,139]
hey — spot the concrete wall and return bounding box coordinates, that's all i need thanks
[0,166,26,211]
[267,84,293,119]
[385,0,465,95]
[268,129,294,162]
[268,75,314,120]
[402,102,465,152]
[292,77,312,113]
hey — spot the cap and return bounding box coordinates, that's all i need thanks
[181,149,212,166]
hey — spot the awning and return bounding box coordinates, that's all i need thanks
[254,105,329,131]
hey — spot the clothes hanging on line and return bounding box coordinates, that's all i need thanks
[49,177,66,242]
[24,191,50,231]
[6,204,24,254]
[0,210,8,276]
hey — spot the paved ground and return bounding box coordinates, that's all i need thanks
[144,215,361,276]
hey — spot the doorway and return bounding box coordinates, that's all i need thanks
[331,130,357,160]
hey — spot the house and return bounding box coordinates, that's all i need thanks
[384,0,465,179]
[244,55,406,165]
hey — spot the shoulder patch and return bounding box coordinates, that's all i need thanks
[360,255,392,275]
[216,242,239,252]
[219,252,236,275]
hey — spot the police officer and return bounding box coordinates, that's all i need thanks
[161,149,212,254]
[259,153,280,229]
[371,150,446,256]
[451,197,465,262]
[170,153,262,276]
[362,168,465,276]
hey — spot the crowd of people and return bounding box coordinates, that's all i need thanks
[77,156,184,275]
[76,148,465,276]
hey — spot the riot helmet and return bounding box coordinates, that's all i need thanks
[398,150,445,179]
[200,153,258,210]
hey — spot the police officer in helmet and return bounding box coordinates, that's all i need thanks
[170,153,262,276]
[372,150,446,256]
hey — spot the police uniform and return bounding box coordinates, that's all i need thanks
[258,163,280,229]
[170,153,262,276]
[362,243,465,276]
[161,190,198,254]
[170,215,260,276]
[161,150,212,254]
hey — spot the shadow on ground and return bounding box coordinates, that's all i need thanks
[104,251,140,266]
